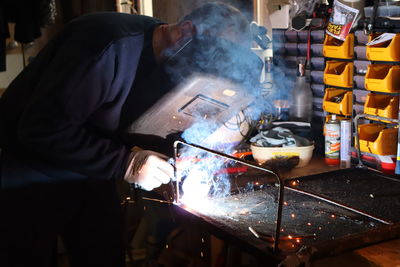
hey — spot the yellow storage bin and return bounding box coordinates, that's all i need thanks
[323,88,353,116]
[357,124,398,155]
[323,33,354,59]
[324,61,353,88]
[364,93,399,121]
[366,33,400,61]
[364,64,400,93]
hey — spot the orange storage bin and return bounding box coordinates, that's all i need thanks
[323,88,353,116]
[364,64,400,93]
[357,124,398,155]
[323,33,354,59]
[366,33,400,61]
[324,61,353,88]
[364,93,399,121]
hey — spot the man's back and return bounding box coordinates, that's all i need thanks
[0,12,162,186]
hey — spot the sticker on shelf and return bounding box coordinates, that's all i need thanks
[366,33,396,46]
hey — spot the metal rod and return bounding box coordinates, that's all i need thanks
[285,186,391,225]
[142,197,174,204]
[354,113,364,168]
[373,172,400,183]
[173,140,284,253]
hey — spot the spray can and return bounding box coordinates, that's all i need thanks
[325,114,340,166]
[340,119,352,168]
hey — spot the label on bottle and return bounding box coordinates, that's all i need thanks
[325,121,341,160]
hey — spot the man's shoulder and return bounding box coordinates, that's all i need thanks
[68,12,162,39]
[57,12,161,53]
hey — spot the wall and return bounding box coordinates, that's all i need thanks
[152,0,254,23]
[0,0,115,94]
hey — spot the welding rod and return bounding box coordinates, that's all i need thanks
[141,197,174,204]
[286,186,391,225]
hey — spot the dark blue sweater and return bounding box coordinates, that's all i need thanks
[0,12,164,187]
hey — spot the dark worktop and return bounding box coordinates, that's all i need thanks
[281,156,400,267]
[277,155,340,180]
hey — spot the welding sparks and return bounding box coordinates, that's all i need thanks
[239,209,250,215]
[180,169,212,211]
[177,148,232,214]
[248,226,260,238]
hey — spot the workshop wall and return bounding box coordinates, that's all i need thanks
[0,0,115,92]
[153,0,254,23]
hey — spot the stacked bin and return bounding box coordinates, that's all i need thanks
[323,34,354,119]
[272,29,399,171]
[322,33,354,153]
[358,32,400,160]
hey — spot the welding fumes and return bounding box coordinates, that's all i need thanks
[124,32,264,209]
[126,36,263,146]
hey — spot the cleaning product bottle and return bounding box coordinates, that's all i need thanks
[289,63,313,122]
[325,114,341,166]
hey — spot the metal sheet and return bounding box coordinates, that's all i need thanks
[173,142,400,262]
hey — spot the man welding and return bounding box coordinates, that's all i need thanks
[0,2,258,266]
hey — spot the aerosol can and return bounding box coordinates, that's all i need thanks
[325,114,340,166]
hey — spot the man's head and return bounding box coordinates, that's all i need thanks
[153,2,252,63]
[180,2,251,46]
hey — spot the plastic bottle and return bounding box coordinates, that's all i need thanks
[325,115,341,166]
[289,63,313,122]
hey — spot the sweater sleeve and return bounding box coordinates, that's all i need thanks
[17,36,143,180]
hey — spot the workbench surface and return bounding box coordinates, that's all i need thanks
[280,156,400,267]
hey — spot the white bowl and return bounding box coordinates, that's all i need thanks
[250,143,314,168]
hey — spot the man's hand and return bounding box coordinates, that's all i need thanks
[124,150,174,191]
